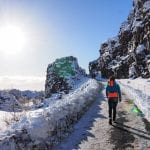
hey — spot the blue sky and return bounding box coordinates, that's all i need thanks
[0,0,132,90]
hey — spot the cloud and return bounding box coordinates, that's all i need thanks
[0,76,45,91]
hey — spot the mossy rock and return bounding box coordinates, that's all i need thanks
[53,57,76,78]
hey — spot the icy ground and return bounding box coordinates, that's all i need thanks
[56,81,150,150]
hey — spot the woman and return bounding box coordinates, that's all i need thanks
[106,76,122,125]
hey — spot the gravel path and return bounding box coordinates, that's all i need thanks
[56,82,150,150]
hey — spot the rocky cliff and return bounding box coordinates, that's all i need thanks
[89,0,150,79]
[45,56,86,98]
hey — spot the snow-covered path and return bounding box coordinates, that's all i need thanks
[56,82,150,150]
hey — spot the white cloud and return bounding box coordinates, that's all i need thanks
[0,76,45,91]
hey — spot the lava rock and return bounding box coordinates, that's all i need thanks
[45,56,86,98]
[89,0,150,79]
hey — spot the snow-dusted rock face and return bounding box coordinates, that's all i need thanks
[89,59,100,78]
[89,0,150,79]
[45,56,86,98]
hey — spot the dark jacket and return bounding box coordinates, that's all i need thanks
[106,81,121,101]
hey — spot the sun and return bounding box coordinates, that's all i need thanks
[0,25,26,55]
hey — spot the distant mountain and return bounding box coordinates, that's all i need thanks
[89,0,150,79]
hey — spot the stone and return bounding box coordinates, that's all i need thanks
[45,56,86,98]
[89,0,150,79]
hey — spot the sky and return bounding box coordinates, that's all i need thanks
[0,0,132,90]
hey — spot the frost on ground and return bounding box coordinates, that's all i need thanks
[0,78,100,150]
[118,78,150,122]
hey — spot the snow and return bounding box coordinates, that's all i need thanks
[108,36,118,42]
[103,51,110,57]
[107,37,120,48]
[101,51,112,63]
[133,0,138,6]
[0,78,100,149]
[101,37,121,64]
[120,55,130,61]
[132,20,143,32]
[114,40,120,48]
[0,111,13,131]
[107,55,130,71]
[111,63,120,70]
[143,1,150,12]
[118,78,150,122]
[132,20,143,28]
[129,63,137,78]
[136,44,145,54]
[120,21,131,33]
[147,59,150,64]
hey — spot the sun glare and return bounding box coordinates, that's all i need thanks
[0,25,26,55]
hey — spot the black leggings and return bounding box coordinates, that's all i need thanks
[108,99,118,120]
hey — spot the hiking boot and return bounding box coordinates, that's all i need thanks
[113,120,117,123]
[113,118,116,123]
[109,119,112,125]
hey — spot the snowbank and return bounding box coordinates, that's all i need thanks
[0,79,100,149]
[118,78,150,122]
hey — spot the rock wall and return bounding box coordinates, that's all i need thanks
[45,56,86,98]
[89,0,150,79]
